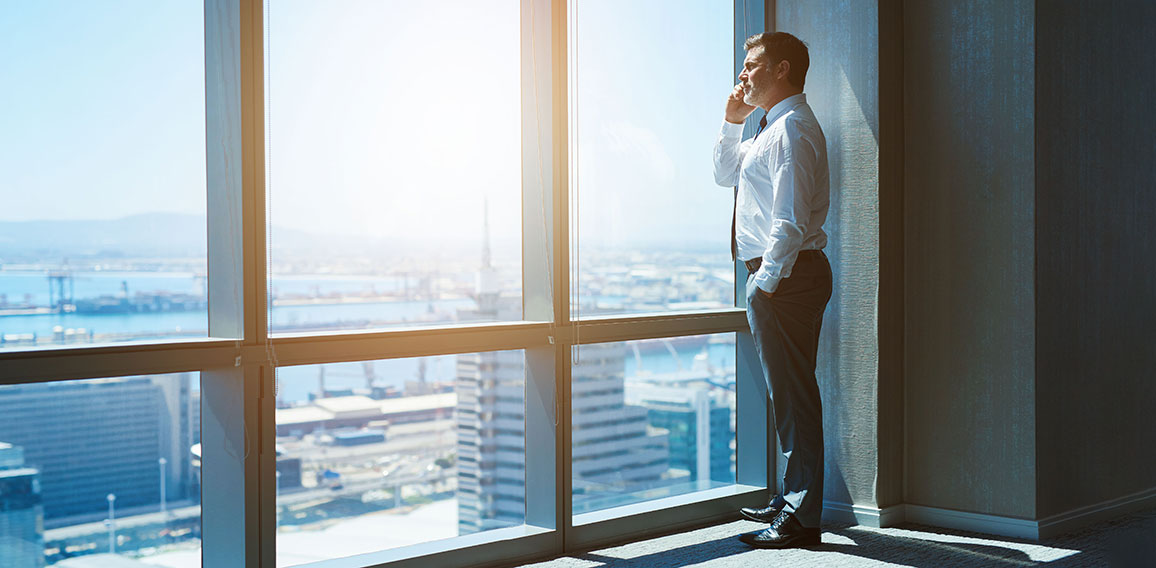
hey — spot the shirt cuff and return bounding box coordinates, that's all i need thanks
[720,120,745,138]
[752,268,781,295]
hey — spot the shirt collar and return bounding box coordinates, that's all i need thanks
[763,93,807,126]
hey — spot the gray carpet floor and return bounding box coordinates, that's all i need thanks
[518,508,1156,567]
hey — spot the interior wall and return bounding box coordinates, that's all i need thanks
[904,0,1037,518]
[1034,0,1156,519]
[776,0,883,511]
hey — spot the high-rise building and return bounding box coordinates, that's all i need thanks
[625,384,734,485]
[0,442,45,568]
[454,349,528,533]
[148,374,198,505]
[0,374,196,524]
[570,343,672,515]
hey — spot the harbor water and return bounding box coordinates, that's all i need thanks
[1,271,737,404]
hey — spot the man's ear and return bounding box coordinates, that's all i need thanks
[777,60,791,81]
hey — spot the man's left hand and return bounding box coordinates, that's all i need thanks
[758,288,774,299]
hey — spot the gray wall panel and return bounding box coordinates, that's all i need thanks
[777,0,882,510]
[904,0,1037,518]
[1035,0,1156,518]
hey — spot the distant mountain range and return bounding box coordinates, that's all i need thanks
[0,213,207,259]
[0,213,482,262]
[0,212,718,264]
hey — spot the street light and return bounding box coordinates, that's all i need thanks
[159,457,168,516]
[275,471,282,532]
[106,493,117,554]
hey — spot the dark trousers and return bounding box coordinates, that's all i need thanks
[745,250,832,527]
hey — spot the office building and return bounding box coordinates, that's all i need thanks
[0,374,196,523]
[626,384,734,485]
[0,442,44,568]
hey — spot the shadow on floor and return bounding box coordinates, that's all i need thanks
[815,526,1062,568]
[575,527,1045,568]
[568,523,1154,567]
[557,509,1156,568]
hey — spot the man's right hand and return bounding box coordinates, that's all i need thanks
[725,84,757,124]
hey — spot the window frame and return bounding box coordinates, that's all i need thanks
[0,0,772,566]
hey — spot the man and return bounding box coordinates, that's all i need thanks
[713,31,831,549]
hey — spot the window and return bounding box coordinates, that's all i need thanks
[0,1,768,567]
[274,352,525,566]
[266,0,523,334]
[571,0,736,318]
[571,335,736,516]
[0,1,207,349]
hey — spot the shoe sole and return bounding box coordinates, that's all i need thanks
[739,509,782,523]
[741,533,822,549]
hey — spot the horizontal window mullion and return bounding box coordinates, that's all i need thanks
[323,525,556,568]
[567,485,767,552]
[567,309,748,345]
[267,321,554,366]
[0,339,240,384]
[0,310,746,384]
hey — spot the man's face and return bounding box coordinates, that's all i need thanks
[739,46,781,108]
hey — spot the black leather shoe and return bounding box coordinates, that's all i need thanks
[737,511,821,549]
[739,495,787,523]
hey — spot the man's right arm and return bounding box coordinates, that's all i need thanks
[713,122,745,186]
[714,84,756,187]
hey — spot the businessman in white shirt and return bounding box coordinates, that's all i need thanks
[713,31,832,549]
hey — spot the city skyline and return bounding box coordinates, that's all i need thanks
[0,210,736,259]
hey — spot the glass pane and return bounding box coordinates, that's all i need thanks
[572,334,736,516]
[571,1,736,317]
[0,373,202,566]
[0,2,208,349]
[267,1,523,334]
[275,351,526,566]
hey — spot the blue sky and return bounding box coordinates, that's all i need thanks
[0,1,206,222]
[1,0,736,251]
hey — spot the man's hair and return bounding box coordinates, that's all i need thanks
[744,32,809,90]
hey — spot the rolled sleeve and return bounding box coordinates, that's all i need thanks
[720,120,745,138]
[713,121,747,187]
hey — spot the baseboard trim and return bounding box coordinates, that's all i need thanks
[824,501,1039,538]
[1037,485,1156,539]
[822,486,1156,541]
[821,501,905,528]
[902,504,1039,540]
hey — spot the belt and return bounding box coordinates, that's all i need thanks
[744,250,823,273]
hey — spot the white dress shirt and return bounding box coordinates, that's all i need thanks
[713,93,829,294]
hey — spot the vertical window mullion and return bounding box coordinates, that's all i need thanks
[203,0,266,566]
[522,0,562,551]
[199,367,261,567]
[552,0,576,552]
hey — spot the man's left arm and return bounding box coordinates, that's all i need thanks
[752,122,818,297]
